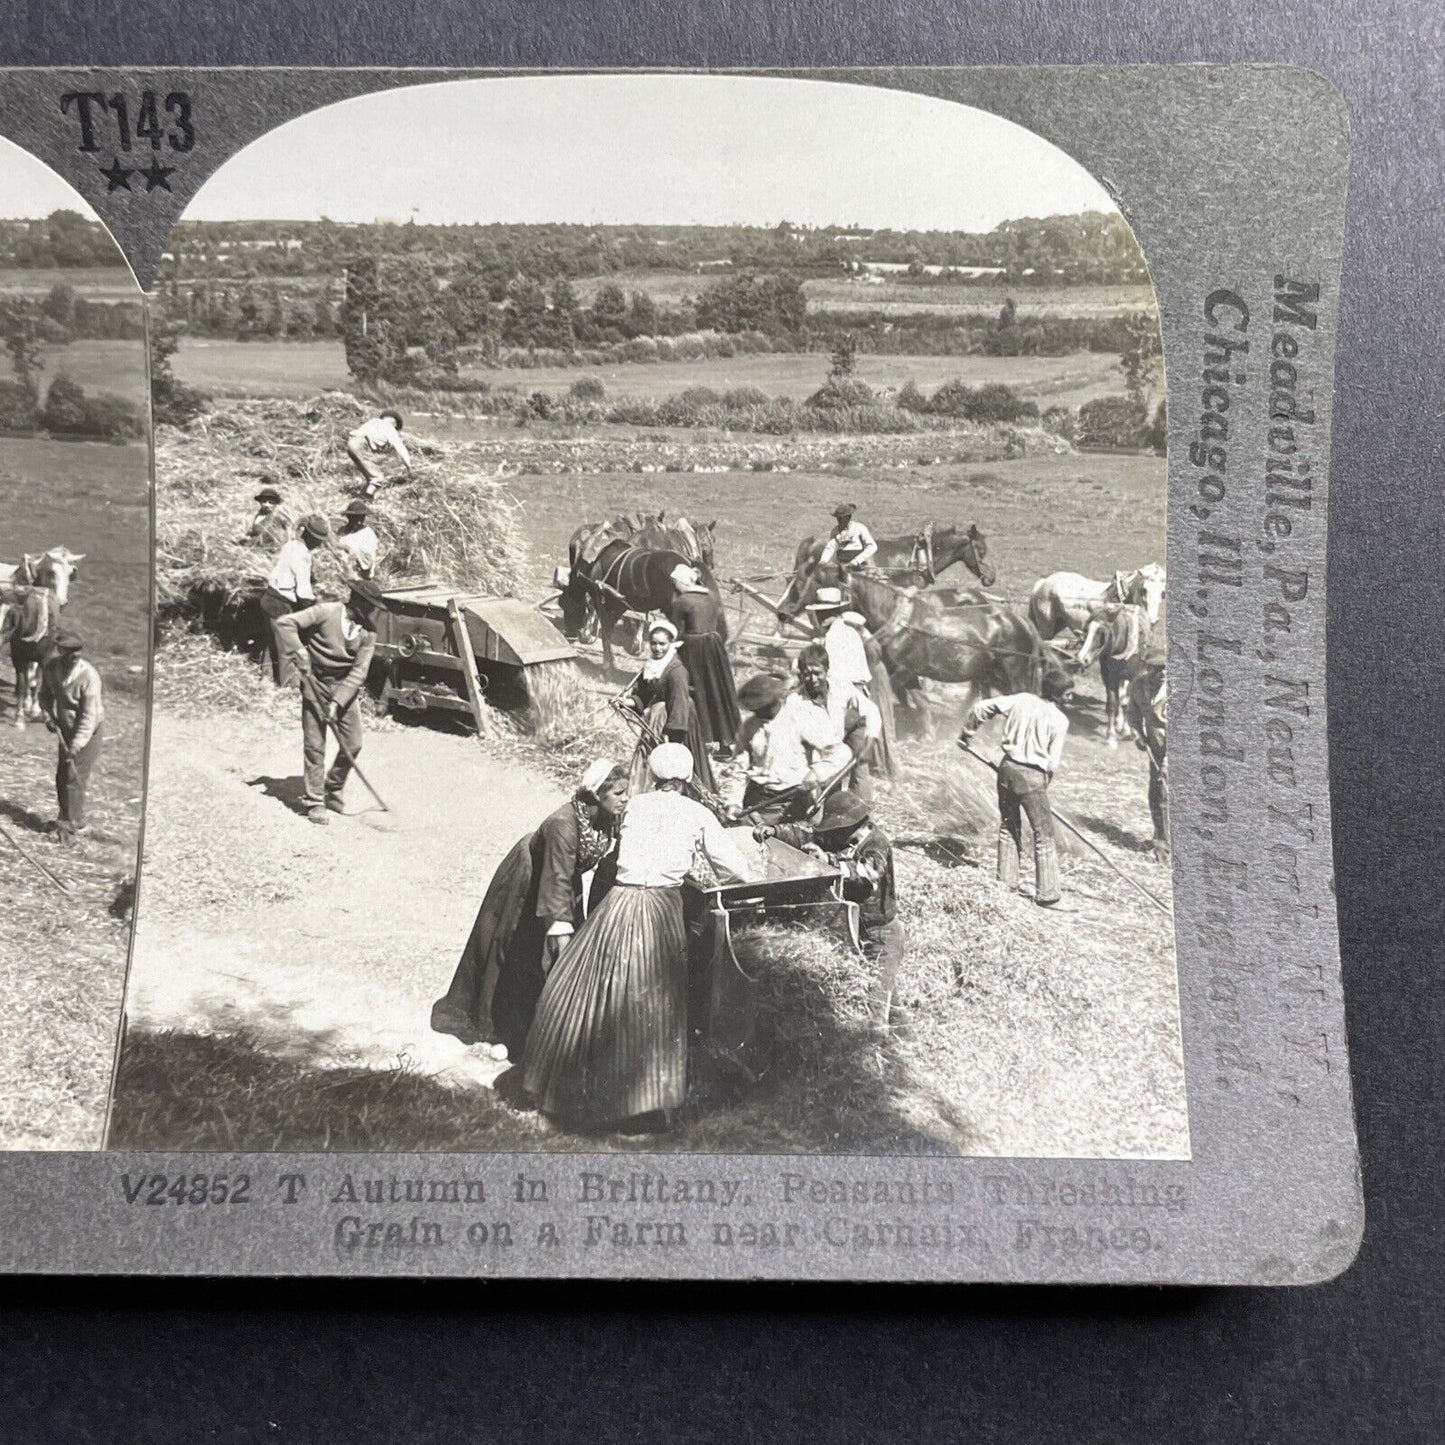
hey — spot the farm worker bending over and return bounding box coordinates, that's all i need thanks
[273,579,381,827]
[337,498,379,580]
[795,642,880,801]
[260,513,331,687]
[38,628,103,843]
[239,479,290,550]
[346,408,411,499]
[818,502,878,572]
[757,789,905,1029]
[958,673,1072,906]
[732,671,853,824]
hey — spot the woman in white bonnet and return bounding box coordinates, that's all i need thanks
[431,757,629,1066]
[524,742,759,1130]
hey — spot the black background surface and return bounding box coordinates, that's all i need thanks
[2,5,1441,1440]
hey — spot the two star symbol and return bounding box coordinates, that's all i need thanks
[99,156,175,193]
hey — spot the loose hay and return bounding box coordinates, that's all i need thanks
[155,393,529,614]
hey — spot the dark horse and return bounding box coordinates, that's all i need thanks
[776,520,995,623]
[562,540,725,672]
[843,569,1058,734]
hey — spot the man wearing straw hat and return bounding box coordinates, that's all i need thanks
[260,512,331,686]
[808,586,873,691]
[337,498,380,580]
[38,628,103,843]
[272,579,382,826]
[238,479,290,550]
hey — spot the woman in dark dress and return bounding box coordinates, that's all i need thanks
[430,759,629,1063]
[667,563,740,754]
[623,617,715,792]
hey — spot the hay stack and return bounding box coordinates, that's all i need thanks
[155,393,528,614]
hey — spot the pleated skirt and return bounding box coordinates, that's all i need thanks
[523,884,688,1127]
[678,634,741,748]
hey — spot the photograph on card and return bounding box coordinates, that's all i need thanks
[110,74,1185,1158]
[0,138,150,1148]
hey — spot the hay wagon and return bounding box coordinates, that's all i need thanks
[370,581,577,724]
[686,834,863,1086]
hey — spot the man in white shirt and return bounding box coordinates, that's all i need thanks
[795,643,881,801]
[818,503,878,572]
[808,588,873,690]
[337,498,380,580]
[959,674,1072,905]
[346,409,412,498]
[260,513,330,686]
[733,671,854,823]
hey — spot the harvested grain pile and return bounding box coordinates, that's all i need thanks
[155,393,528,614]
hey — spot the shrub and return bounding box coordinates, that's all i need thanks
[1077,395,1151,450]
[0,379,37,435]
[1041,406,1077,443]
[926,379,1037,423]
[41,372,89,434]
[896,378,928,413]
[81,392,146,442]
[569,376,606,401]
[723,386,769,407]
[1148,398,1168,455]
[805,377,875,411]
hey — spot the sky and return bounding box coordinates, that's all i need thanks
[184,74,1115,231]
[0,135,104,220]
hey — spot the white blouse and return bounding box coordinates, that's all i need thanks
[615,791,759,888]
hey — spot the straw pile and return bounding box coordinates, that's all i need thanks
[154,393,529,615]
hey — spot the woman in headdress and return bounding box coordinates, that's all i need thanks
[430,758,630,1064]
[523,743,759,1130]
[622,616,715,792]
[667,562,740,754]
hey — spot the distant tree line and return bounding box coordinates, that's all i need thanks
[0,210,128,269]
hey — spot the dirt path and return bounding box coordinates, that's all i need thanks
[127,711,568,1089]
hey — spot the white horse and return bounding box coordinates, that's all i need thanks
[1028,563,1165,641]
[0,547,83,726]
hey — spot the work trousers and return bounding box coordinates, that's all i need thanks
[1148,759,1169,861]
[996,758,1061,904]
[57,726,102,829]
[346,439,388,495]
[259,587,300,686]
[862,918,907,1024]
[301,678,363,809]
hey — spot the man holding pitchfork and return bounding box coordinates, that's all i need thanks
[273,580,382,826]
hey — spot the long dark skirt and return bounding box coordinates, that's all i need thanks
[628,701,716,795]
[430,835,549,1060]
[523,885,688,1127]
[678,633,740,749]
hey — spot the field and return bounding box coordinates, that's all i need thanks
[0,433,150,1149]
[115,395,1184,1159]
[173,337,1129,412]
[37,339,149,406]
[0,266,139,300]
[570,270,1156,318]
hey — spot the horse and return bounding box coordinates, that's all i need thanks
[1076,602,1152,745]
[843,569,1052,733]
[559,511,717,645]
[0,548,83,726]
[566,540,725,672]
[776,520,995,623]
[1028,564,1165,640]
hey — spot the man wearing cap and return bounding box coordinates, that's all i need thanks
[346,409,412,499]
[260,513,331,686]
[272,580,382,825]
[757,790,905,1028]
[337,498,380,580]
[238,480,290,550]
[38,629,103,842]
[958,673,1073,906]
[733,671,853,823]
[818,503,878,573]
